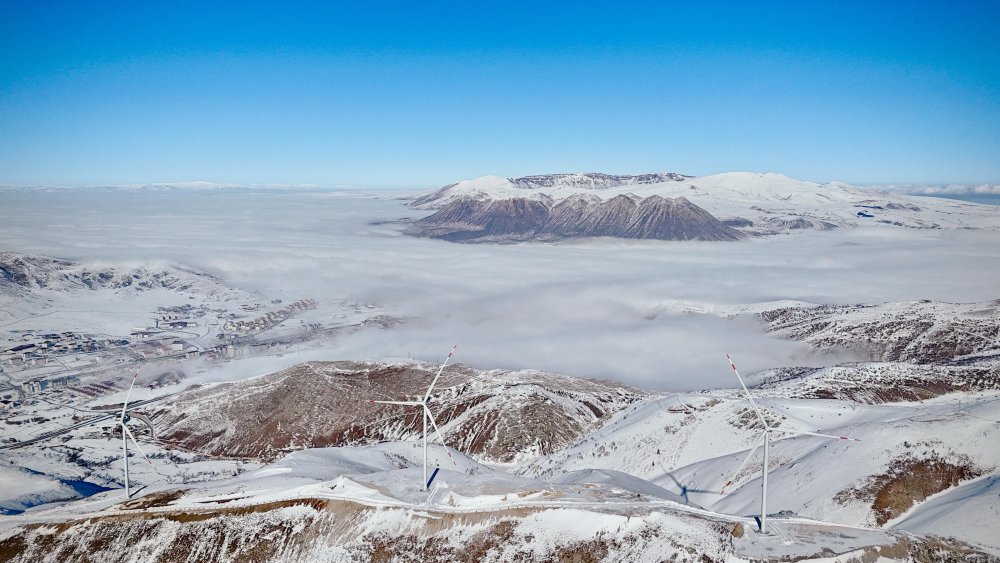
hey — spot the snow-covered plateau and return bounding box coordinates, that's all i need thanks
[0,180,998,562]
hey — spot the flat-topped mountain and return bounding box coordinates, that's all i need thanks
[409,171,1000,238]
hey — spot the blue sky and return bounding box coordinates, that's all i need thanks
[2,1,999,187]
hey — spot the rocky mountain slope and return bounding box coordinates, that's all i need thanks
[149,361,645,464]
[410,194,742,242]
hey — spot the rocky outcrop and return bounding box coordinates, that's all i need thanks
[410,195,743,243]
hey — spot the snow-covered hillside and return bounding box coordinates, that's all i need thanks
[410,172,1000,235]
[0,444,992,562]
[0,251,239,298]
[760,299,1000,363]
[3,299,999,561]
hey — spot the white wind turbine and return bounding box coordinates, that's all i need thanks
[720,354,860,534]
[371,345,457,491]
[119,371,156,498]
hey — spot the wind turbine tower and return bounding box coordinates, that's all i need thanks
[371,345,457,490]
[119,371,156,498]
[720,355,860,534]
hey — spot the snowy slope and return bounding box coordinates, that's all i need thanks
[891,474,1000,549]
[4,298,999,559]
[760,299,1000,363]
[1,445,992,562]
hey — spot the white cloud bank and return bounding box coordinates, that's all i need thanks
[1,189,998,391]
[865,183,1000,196]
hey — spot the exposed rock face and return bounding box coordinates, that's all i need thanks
[476,198,552,237]
[410,195,743,243]
[150,361,644,463]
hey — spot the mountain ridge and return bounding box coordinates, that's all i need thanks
[409,171,1000,236]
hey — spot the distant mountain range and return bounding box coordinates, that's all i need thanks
[406,171,1000,242]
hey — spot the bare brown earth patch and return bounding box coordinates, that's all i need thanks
[834,454,984,525]
[119,489,185,510]
[149,361,645,465]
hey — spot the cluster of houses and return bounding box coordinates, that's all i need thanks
[222,299,317,335]
[1,333,130,368]
[0,374,77,405]
[129,337,200,360]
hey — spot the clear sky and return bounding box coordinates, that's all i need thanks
[2,1,999,187]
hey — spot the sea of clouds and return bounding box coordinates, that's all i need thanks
[2,188,999,391]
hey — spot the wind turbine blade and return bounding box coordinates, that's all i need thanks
[423,406,456,465]
[122,424,156,469]
[720,431,766,495]
[772,427,861,441]
[726,354,769,429]
[120,371,139,420]
[371,400,423,406]
[423,345,457,402]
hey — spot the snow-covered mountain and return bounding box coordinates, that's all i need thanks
[409,172,1000,236]
[4,299,999,561]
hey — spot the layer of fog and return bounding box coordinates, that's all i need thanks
[865,183,1000,196]
[2,189,998,391]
